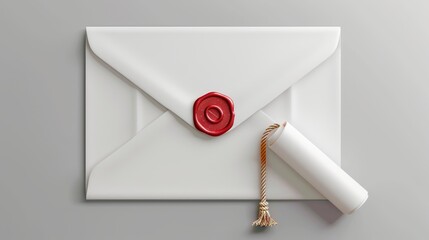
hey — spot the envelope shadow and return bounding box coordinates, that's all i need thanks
[82,31,87,203]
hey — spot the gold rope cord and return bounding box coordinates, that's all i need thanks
[252,123,281,227]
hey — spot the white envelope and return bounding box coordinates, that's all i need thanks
[85,27,341,200]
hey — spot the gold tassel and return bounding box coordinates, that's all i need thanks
[252,123,280,227]
[252,201,277,227]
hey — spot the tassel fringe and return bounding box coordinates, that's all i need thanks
[252,201,277,227]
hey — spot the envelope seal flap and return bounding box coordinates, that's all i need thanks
[86,27,340,135]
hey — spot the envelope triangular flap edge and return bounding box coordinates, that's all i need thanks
[86,27,340,134]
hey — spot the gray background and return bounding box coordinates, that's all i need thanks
[1,0,428,239]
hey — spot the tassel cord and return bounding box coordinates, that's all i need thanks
[252,123,281,227]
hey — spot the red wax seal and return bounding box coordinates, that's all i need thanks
[193,92,235,137]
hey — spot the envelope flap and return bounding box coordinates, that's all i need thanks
[87,27,340,134]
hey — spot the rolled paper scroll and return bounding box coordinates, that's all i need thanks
[269,123,368,214]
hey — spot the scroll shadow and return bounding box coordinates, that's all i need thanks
[304,200,343,224]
